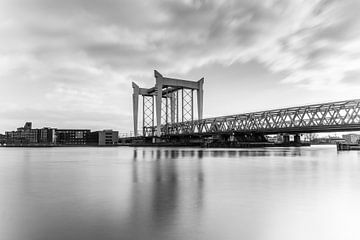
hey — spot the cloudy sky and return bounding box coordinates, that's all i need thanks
[1,0,360,133]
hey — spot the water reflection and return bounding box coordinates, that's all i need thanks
[129,148,204,240]
[2,146,360,240]
[133,148,303,160]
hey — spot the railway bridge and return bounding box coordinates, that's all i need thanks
[132,71,360,144]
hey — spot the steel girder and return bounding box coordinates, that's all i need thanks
[159,99,360,136]
[142,96,154,137]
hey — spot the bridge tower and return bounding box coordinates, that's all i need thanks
[132,70,204,137]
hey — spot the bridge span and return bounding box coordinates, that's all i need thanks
[132,71,360,143]
[162,98,360,136]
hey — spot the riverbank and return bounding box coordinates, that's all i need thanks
[0,144,120,147]
[337,143,360,150]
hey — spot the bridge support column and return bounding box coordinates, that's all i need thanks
[132,83,140,137]
[197,78,204,120]
[142,95,155,137]
[155,71,163,137]
[283,134,290,144]
[294,134,301,144]
[170,92,176,123]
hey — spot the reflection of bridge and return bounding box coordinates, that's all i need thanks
[132,71,360,143]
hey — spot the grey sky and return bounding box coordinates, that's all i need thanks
[1,0,360,133]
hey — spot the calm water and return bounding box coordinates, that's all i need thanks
[1,146,360,240]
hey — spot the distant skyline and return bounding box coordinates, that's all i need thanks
[1,0,360,133]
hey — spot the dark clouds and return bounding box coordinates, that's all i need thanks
[3,0,358,76]
[1,0,360,132]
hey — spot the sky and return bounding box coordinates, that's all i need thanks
[1,0,360,134]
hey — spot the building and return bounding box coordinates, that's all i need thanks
[342,134,360,144]
[5,122,56,145]
[266,134,284,143]
[88,130,119,146]
[312,137,346,144]
[39,128,56,144]
[98,130,118,146]
[3,122,118,146]
[0,134,5,145]
[55,129,90,145]
[5,122,41,145]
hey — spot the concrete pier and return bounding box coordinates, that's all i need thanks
[294,134,301,144]
[283,135,290,144]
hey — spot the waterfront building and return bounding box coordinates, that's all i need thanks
[266,134,283,143]
[88,130,119,146]
[312,136,345,144]
[5,122,40,144]
[0,134,5,145]
[23,122,32,130]
[98,130,119,146]
[342,134,360,144]
[55,129,90,145]
[39,128,56,144]
[3,122,117,146]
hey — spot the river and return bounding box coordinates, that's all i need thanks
[1,146,360,240]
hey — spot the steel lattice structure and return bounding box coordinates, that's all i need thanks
[161,99,360,136]
[161,95,169,125]
[142,96,154,136]
[170,91,179,123]
[132,70,204,137]
[182,89,193,122]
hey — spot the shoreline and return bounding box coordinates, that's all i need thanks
[1,142,312,148]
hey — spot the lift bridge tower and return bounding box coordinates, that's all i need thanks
[132,70,204,137]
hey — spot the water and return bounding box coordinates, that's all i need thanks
[1,146,360,240]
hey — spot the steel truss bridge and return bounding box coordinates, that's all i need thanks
[132,71,360,138]
[161,99,360,136]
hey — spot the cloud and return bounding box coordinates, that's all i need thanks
[1,0,360,132]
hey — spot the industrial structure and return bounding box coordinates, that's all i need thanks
[131,71,360,146]
[132,70,204,137]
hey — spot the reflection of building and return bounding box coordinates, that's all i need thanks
[88,130,119,146]
[342,134,360,144]
[55,129,90,145]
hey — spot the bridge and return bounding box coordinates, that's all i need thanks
[131,71,360,144]
[165,99,360,135]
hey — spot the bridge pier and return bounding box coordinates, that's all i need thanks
[294,134,301,144]
[283,135,290,144]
